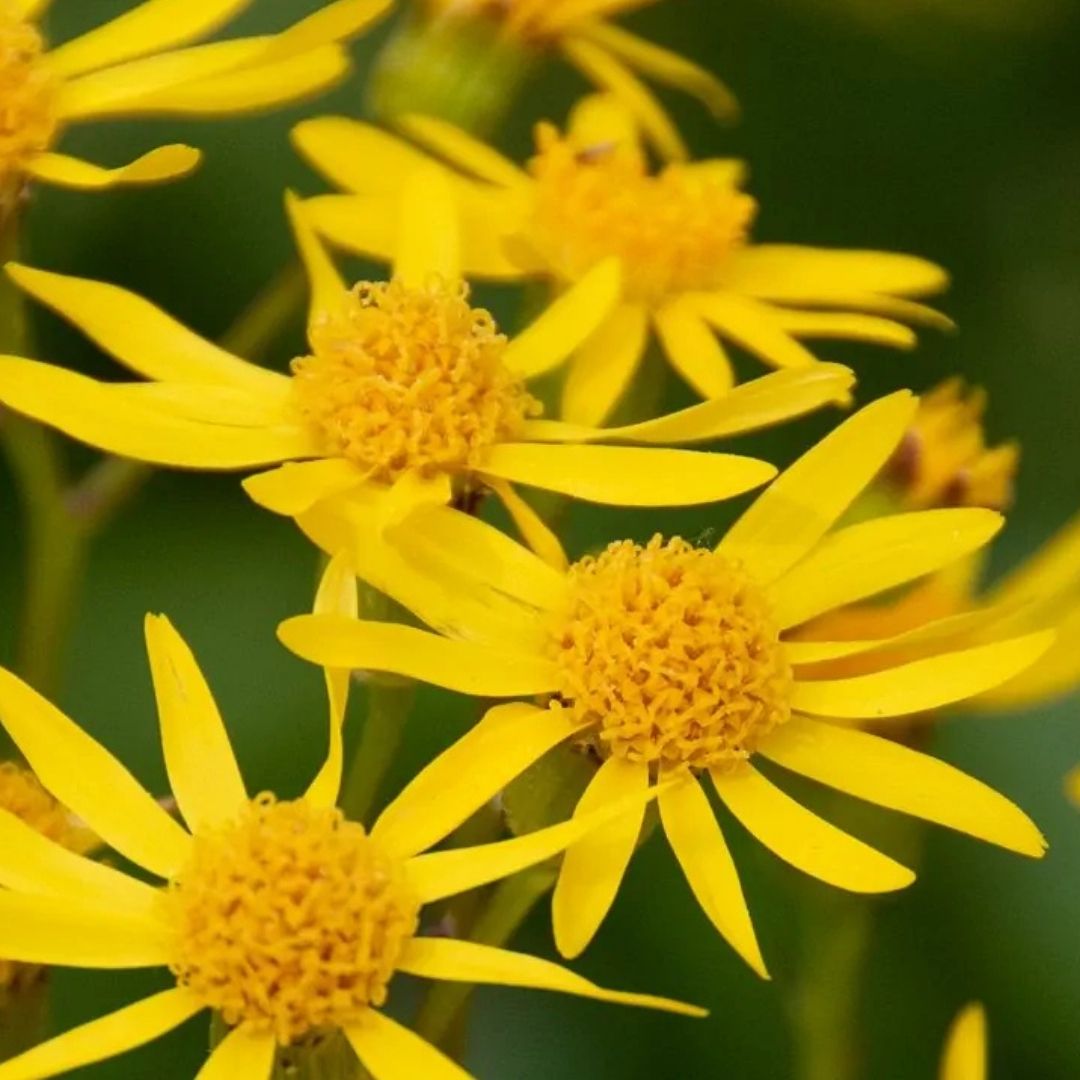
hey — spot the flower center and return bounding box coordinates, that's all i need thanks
[0,9,58,196]
[886,378,1018,511]
[290,277,539,483]
[0,762,94,993]
[527,127,757,304]
[168,797,420,1045]
[551,537,793,772]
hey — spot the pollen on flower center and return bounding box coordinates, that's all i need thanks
[290,277,539,483]
[168,796,420,1045]
[528,127,757,303]
[551,536,793,772]
[0,10,58,194]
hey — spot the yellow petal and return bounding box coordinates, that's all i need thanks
[0,890,169,968]
[723,245,950,302]
[373,703,579,859]
[398,937,706,1017]
[693,292,821,370]
[394,164,460,286]
[523,363,855,445]
[1066,766,1080,810]
[0,808,161,915]
[262,0,392,56]
[346,1012,471,1080]
[561,304,649,426]
[397,113,527,188]
[791,632,1055,719]
[984,510,1080,612]
[711,765,914,893]
[486,478,569,571]
[277,615,558,696]
[306,552,361,810]
[939,1003,987,1080]
[25,145,201,188]
[562,38,689,162]
[16,0,53,19]
[769,508,1004,629]
[0,357,313,469]
[654,300,735,399]
[44,0,254,79]
[145,614,247,833]
[553,757,648,959]
[92,45,350,116]
[0,989,204,1080]
[563,90,645,162]
[770,309,918,350]
[760,716,1046,857]
[657,771,768,978]
[579,22,738,119]
[195,1025,276,1080]
[0,666,191,879]
[504,260,623,379]
[116,383,291,427]
[719,391,917,585]
[285,190,347,332]
[242,458,364,516]
[5,264,284,392]
[481,443,775,507]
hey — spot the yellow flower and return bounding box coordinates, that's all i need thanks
[293,94,951,425]
[0,167,853,567]
[939,1003,987,1080]
[0,558,701,1079]
[0,762,94,997]
[417,0,736,160]
[0,0,390,205]
[279,393,1050,975]
[1067,766,1080,809]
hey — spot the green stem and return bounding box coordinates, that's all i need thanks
[414,865,558,1051]
[273,1031,364,1080]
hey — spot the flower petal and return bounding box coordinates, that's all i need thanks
[5,264,284,392]
[719,391,917,584]
[503,260,623,379]
[791,632,1055,719]
[0,891,169,968]
[760,716,1046,857]
[0,666,191,879]
[522,364,855,445]
[346,1012,470,1080]
[195,1025,275,1080]
[397,938,706,1017]
[0,358,312,469]
[285,190,347,331]
[657,771,768,978]
[394,164,461,286]
[561,304,649,426]
[304,552,360,809]
[486,478,568,571]
[553,757,648,959]
[770,309,917,349]
[243,458,364,515]
[769,508,1004,629]
[694,292,822,370]
[277,615,558,696]
[145,615,247,833]
[562,38,688,161]
[372,703,579,859]
[0,989,204,1080]
[482,444,775,506]
[711,765,914,893]
[0,808,161,915]
[654,300,735,399]
[940,1004,987,1080]
[983,510,1080,613]
[25,146,200,188]
[43,0,254,78]
[397,113,528,188]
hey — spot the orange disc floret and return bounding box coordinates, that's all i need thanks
[168,796,420,1045]
[528,126,756,303]
[552,536,793,772]
[0,10,58,194]
[290,277,539,482]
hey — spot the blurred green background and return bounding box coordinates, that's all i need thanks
[1,0,1078,1076]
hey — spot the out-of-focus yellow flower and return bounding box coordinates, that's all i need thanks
[795,381,1080,714]
[939,1003,987,1080]
[1067,766,1080,809]
[0,0,390,208]
[0,560,701,1079]
[280,394,1050,975]
[0,761,94,997]
[0,168,854,567]
[294,95,951,426]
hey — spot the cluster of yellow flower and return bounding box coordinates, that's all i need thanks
[0,1,1075,1078]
